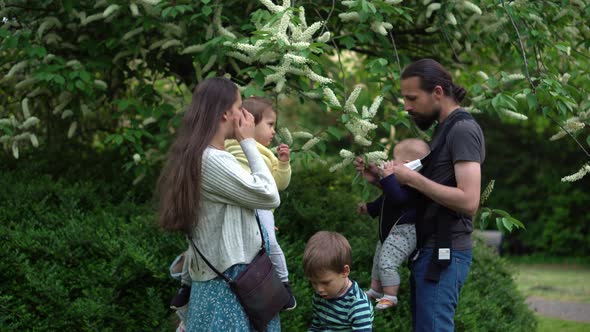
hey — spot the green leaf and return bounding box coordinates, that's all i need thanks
[242,86,265,98]
[119,100,129,111]
[505,216,525,230]
[79,71,92,83]
[75,80,85,91]
[480,211,491,223]
[201,0,212,4]
[496,217,503,232]
[492,209,511,218]
[339,35,356,49]
[326,126,344,140]
[491,95,501,110]
[53,75,65,85]
[63,0,73,13]
[527,94,538,111]
[555,43,570,54]
[123,131,136,143]
[586,135,590,147]
[27,46,47,58]
[202,6,213,16]
[501,218,514,233]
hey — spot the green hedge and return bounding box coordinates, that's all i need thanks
[1,157,536,331]
[0,155,184,331]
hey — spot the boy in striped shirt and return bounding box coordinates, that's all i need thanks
[303,231,374,331]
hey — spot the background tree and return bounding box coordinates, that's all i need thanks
[1,0,588,249]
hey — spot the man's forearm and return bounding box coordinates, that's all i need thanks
[408,174,479,216]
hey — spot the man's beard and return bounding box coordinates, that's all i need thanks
[411,106,440,130]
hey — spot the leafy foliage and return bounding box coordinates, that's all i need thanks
[0,156,184,331]
[1,0,588,183]
[480,115,590,256]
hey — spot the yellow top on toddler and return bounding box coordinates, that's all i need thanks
[225,139,291,191]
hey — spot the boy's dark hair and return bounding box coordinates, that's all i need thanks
[401,58,467,104]
[303,231,352,278]
[242,96,274,125]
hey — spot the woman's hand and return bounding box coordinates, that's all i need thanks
[233,107,256,141]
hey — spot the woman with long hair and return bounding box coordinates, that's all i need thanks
[158,77,281,331]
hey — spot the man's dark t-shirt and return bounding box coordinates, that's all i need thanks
[424,108,485,250]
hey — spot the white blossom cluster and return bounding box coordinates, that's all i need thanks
[275,127,320,153]
[329,87,387,172]
[419,1,484,53]
[0,106,41,158]
[225,1,332,93]
[500,109,528,121]
[561,163,590,182]
[339,0,396,36]
[550,110,589,141]
[480,179,495,205]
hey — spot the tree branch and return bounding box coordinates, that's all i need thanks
[500,0,590,159]
[388,29,402,77]
[501,0,534,92]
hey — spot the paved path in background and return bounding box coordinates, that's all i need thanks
[526,296,590,323]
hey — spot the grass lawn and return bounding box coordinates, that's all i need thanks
[510,258,590,331]
[537,315,590,332]
[511,262,590,304]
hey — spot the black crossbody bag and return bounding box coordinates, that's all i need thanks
[190,213,289,332]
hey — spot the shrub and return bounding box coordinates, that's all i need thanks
[0,159,183,331]
[1,159,536,331]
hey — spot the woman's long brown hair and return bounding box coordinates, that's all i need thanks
[157,77,238,233]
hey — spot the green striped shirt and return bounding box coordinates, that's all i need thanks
[309,280,374,331]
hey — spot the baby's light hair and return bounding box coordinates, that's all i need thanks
[393,138,430,161]
[303,231,352,279]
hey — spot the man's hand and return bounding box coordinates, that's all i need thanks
[357,203,368,215]
[392,161,482,216]
[389,163,418,185]
[353,156,381,184]
[277,144,290,162]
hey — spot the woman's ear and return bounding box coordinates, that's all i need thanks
[221,109,231,122]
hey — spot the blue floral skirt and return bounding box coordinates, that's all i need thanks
[185,230,281,332]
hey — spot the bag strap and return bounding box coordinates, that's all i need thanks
[189,211,265,283]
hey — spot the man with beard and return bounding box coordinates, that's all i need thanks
[355,58,485,331]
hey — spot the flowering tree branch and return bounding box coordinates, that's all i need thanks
[501,0,590,160]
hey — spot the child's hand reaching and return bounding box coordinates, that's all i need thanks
[357,203,368,215]
[277,144,290,162]
[380,161,395,178]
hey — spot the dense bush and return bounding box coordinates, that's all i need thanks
[1,157,536,331]
[480,116,590,256]
[276,167,537,331]
[0,155,184,331]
